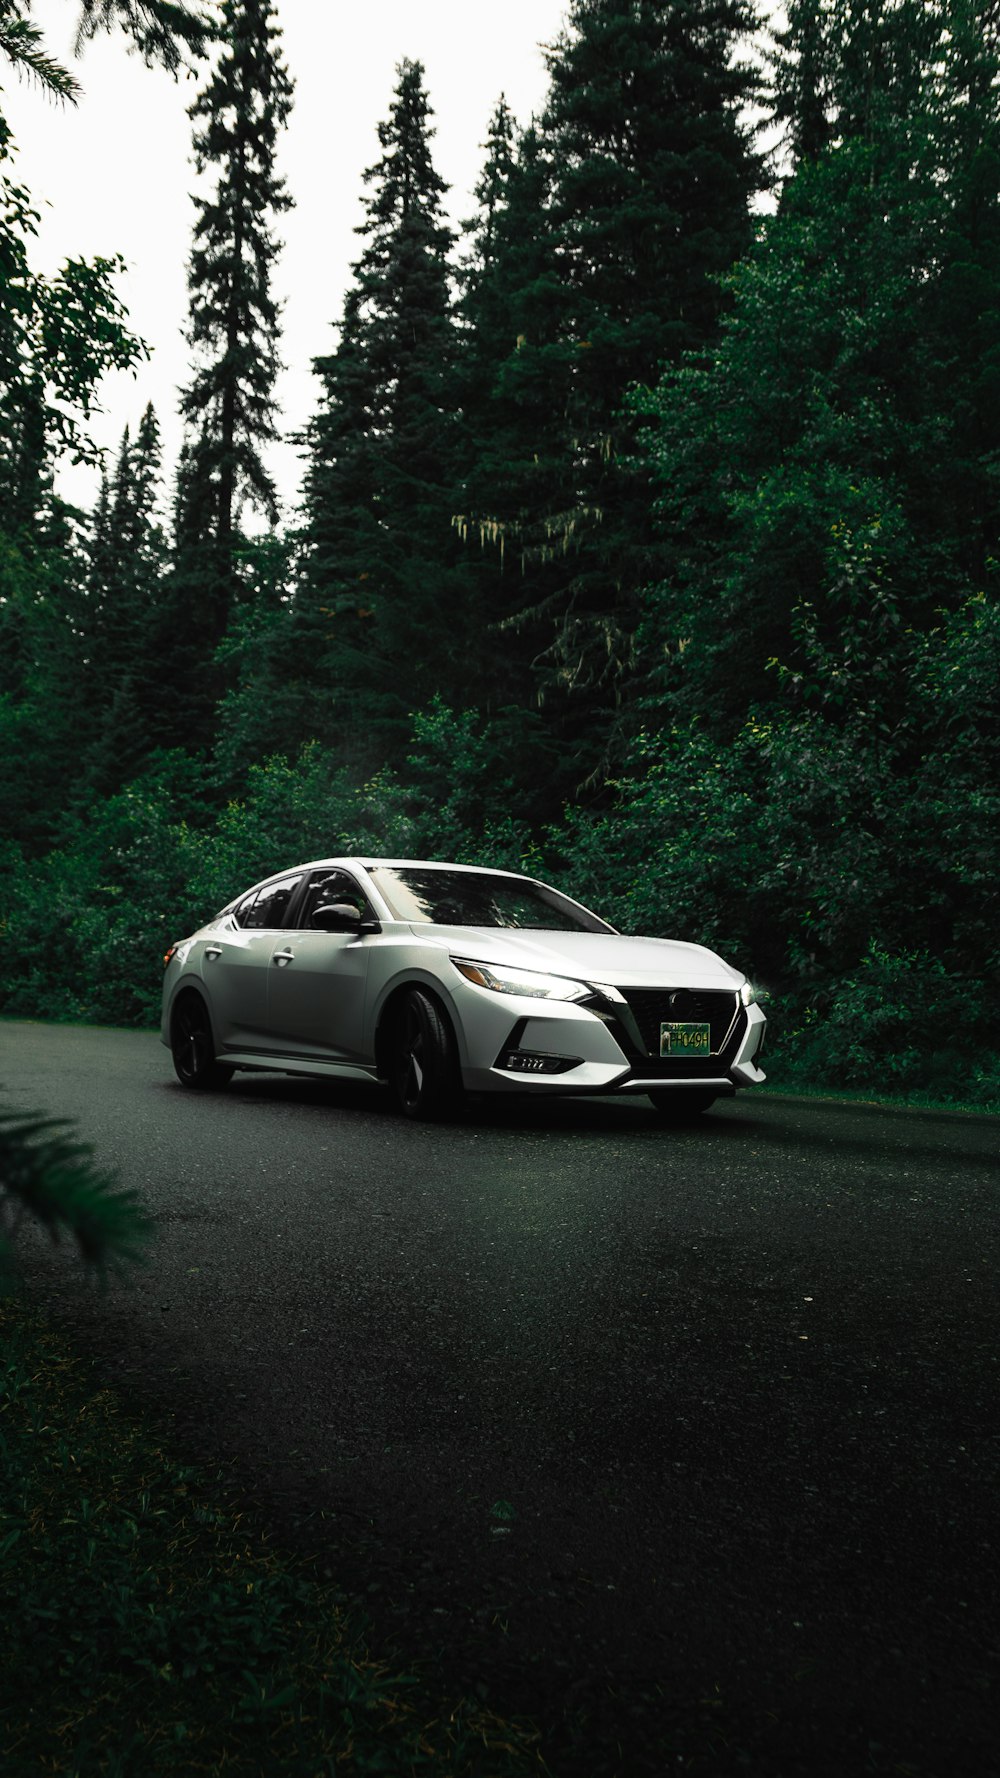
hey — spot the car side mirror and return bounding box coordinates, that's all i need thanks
[311,902,380,934]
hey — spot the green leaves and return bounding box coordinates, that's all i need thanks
[0,143,146,522]
[0,1102,154,1284]
[0,15,82,102]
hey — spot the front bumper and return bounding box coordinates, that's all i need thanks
[459,987,766,1096]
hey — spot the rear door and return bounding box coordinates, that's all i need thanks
[203,876,302,1052]
[263,868,375,1063]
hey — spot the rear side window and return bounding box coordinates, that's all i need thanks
[238,875,302,930]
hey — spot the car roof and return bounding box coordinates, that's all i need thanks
[263,857,532,882]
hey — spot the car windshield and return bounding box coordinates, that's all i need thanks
[367,867,615,933]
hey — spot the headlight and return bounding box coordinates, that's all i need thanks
[452,958,591,1001]
[740,981,756,1006]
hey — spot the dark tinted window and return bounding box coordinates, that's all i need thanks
[368,867,614,933]
[240,875,302,930]
[296,869,373,929]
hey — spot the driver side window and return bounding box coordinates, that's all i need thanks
[297,869,373,930]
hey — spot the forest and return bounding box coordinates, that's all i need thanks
[1,0,997,1106]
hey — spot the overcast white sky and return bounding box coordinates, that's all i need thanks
[3,0,571,518]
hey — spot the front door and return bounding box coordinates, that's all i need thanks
[264,868,375,1063]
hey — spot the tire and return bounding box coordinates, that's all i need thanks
[648,1088,717,1121]
[171,994,234,1090]
[388,989,460,1120]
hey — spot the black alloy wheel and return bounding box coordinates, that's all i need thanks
[389,989,460,1120]
[648,1088,718,1120]
[171,996,234,1090]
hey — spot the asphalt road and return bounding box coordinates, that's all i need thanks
[3,1019,997,1776]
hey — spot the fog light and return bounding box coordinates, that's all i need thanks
[499,1049,581,1075]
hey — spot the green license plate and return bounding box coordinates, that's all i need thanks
[660,1021,711,1056]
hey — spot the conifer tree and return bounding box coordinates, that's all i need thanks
[636,0,997,732]
[454,121,572,719]
[458,0,765,787]
[460,97,517,326]
[768,0,835,165]
[81,404,168,787]
[177,0,292,654]
[296,59,461,754]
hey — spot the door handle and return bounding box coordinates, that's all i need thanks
[204,946,222,959]
[272,949,295,965]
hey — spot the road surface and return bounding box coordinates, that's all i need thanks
[3,1020,997,1775]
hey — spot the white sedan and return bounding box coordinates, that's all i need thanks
[161,857,766,1120]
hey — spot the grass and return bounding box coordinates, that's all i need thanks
[0,1292,550,1778]
[757,1072,1000,1118]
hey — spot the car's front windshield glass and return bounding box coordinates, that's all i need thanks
[368,867,615,933]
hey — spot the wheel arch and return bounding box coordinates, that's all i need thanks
[169,982,219,1052]
[373,979,465,1081]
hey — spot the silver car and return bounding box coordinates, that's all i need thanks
[161,857,766,1120]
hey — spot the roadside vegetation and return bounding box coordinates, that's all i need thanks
[0,1291,548,1778]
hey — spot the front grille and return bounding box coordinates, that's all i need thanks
[618,987,740,1059]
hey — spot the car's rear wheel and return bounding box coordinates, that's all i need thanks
[171,994,234,1090]
[648,1088,718,1120]
[389,989,460,1120]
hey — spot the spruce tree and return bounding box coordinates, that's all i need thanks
[454,121,573,722]
[296,59,461,755]
[458,0,765,789]
[768,0,835,166]
[177,0,293,670]
[81,404,168,788]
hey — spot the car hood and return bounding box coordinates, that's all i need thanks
[407,925,741,989]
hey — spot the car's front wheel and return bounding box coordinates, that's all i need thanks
[388,989,460,1120]
[648,1088,718,1121]
[171,994,234,1090]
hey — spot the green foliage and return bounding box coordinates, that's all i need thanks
[0,12,82,101]
[180,0,293,537]
[400,698,536,867]
[546,724,760,958]
[295,58,464,749]
[770,945,1000,1103]
[0,130,146,525]
[546,588,999,1102]
[0,1103,154,1285]
[0,1297,546,1775]
[72,2,215,72]
[171,0,294,750]
[80,404,171,788]
[454,0,765,786]
[0,2,211,105]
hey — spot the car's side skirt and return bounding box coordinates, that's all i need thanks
[220,1052,382,1084]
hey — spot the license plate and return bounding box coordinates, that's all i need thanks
[660,1021,711,1056]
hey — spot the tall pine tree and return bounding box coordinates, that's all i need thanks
[80,404,168,789]
[171,0,292,747]
[458,0,765,789]
[295,59,461,757]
